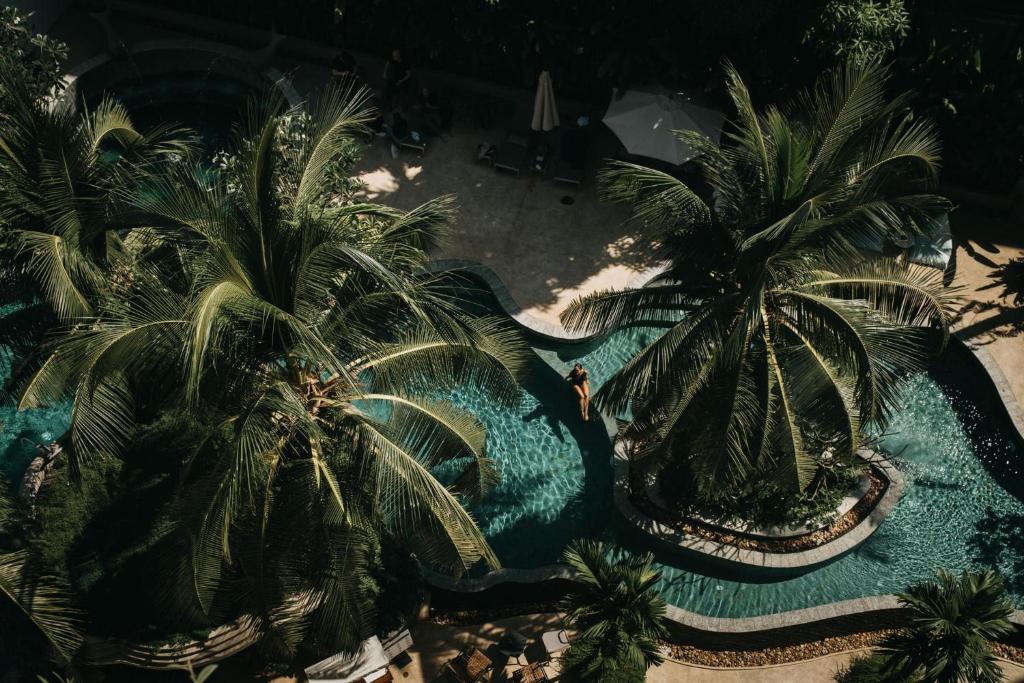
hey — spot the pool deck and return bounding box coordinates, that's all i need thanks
[948,205,1024,428]
[47,5,1024,410]
[357,612,1024,683]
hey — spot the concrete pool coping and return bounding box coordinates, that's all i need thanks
[423,259,1024,644]
[613,445,906,572]
[60,38,303,112]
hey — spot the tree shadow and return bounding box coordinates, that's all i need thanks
[953,300,1024,341]
[522,403,565,443]
[480,359,614,570]
[984,256,1024,307]
[968,506,1024,594]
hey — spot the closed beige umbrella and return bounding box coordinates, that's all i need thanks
[531,70,560,132]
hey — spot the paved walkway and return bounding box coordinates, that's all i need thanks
[381,613,1024,683]
[352,133,651,327]
[948,205,1024,408]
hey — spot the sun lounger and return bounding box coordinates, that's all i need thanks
[493,133,530,176]
[553,127,588,185]
[541,629,570,657]
[512,662,549,682]
[441,646,493,682]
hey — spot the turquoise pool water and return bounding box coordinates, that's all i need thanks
[438,285,1024,616]
[4,280,1024,618]
[0,347,70,484]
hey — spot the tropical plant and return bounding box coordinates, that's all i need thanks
[878,569,1014,683]
[561,60,956,499]
[834,652,891,682]
[804,0,910,66]
[558,540,667,682]
[0,5,68,113]
[15,83,525,653]
[0,70,192,323]
[0,550,84,669]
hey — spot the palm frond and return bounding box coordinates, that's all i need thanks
[0,551,84,665]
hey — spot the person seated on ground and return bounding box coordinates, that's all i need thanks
[383,109,412,158]
[566,363,591,421]
[414,86,448,136]
[382,47,412,109]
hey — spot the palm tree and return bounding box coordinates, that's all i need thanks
[0,70,192,318]
[559,540,668,682]
[0,550,84,668]
[561,60,957,497]
[0,479,83,671]
[17,84,525,652]
[0,70,191,400]
[879,569,1014,683]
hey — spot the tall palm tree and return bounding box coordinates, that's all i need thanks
[559,540,668,682]
[0,479,83,671]
[562,61,957,496]
[17,84,525,651]
[879,569,1014,683]
[0,71,191,402]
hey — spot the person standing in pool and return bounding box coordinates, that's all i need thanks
[567,363,591,421]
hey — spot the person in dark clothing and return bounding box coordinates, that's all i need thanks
[566,363,591,421]
[382,48,411,109]
[414,86,444,136]
[384,109,412,158]
[331,50,357,81]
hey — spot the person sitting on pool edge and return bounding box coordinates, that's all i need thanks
[566,363,591,421]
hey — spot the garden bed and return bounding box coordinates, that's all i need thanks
[628,465,888,553]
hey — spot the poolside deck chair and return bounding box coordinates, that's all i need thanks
[305,635,390,682]
[381,628,414,669]
[553,127,588,186]
[398,135,428,156]
[441,646,493,682]
[541,629,570,658]
[512,662,549,683]
[493,133,530,176]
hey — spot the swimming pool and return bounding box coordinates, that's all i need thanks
[0,346,69,484]
[439,280,1024,617]
[4,275,1023,619]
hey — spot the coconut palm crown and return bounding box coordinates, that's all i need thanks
[16,84,525,651]
[880,569,1014,683]
[559,540,668,682]
[0,70,192,322]
[562,61,957,494]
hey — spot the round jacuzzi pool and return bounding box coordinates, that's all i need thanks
[65,45,294,151]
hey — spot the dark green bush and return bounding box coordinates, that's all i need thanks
[835,652,891,682]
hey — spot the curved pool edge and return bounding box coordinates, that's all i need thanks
[422,258,1024,643]
[951,332,1024,446]
[612,444,905,573]
[425,259,668,342]
[59,38,303,111]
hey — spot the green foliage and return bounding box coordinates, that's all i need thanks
[664,458,862,527]
[0,6,67,112]
[0,550,84,667]
[878,569,1014,683]
[211,108,363,200]
[13,81,526,654]
[559,540,667,682]
[563,60,955,498]
[805,0,910,66]
[32,455,122,574]
[835,652,892,682]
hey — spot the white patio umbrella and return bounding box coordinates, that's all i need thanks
[907,213,953,268]
[603,88,725,165]
[531,69,560,132]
